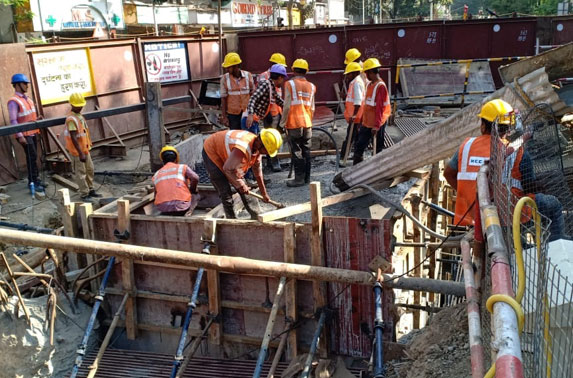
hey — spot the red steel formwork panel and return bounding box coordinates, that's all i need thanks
[346,27,395,65]
[293,31,345,70]
[323,217,393,358]
[552,18,573,45]
[395,24,443,60]
[238,33,294,74]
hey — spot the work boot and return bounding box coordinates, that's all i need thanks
[223,204,236,219]
[304,158,311,184]
[89,189,102,198]
[286,160,306,187]
[270,157,282,172]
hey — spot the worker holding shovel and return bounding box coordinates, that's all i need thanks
[341,62,365,165]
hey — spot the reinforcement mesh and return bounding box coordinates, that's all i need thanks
[478,105,573,377]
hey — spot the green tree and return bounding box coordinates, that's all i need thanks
[483,0,535,16]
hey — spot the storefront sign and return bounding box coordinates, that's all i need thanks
[136,5,189,25]
[32,49,95,105]
[231,1,273,27]
[30,0,124,31]
[143,42,190,83]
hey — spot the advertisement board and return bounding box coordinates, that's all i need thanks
[32,48,96,105]
[231,1,273,27]
[143,42,190,83]
[30,0,124,31]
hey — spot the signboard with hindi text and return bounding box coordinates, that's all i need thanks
[143,42,190,83]
[32,48,96,105]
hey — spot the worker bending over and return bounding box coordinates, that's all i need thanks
[341,62,365,158]
[220,52,255,130]
[353,58,391,165]
[246,63,287,172]
[64,93,100,201]
[280,59,316,187]
[202,129,282,219]
[152,146,200,216]
[8,73,46,195]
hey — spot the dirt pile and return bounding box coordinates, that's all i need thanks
[0,293,96,378]
[386,303,471,378]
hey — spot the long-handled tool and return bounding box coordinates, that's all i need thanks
[372,269,385,378]
[342,121,355,166]
[247,191,285,209]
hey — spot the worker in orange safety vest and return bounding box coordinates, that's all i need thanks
[353,58,391,165]
[7,73,46,195]
[152,146,200,216]
[220,52,255,130]
[279,58,316,187]
[341,61,365,160]
[202,129,283,219]
[64,93,100,201]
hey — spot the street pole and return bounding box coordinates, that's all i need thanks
[153,3,159,36]
[362,0,365,24]
[218,0,223,74]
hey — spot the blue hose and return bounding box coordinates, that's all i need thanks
[70,256,116,378]
[373,281,385,377]
[170,267,205,378]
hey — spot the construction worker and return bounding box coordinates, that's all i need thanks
[202,129,282,219]
[280,59,316,187]
[220,52,255,131]
[246,63,288,172]
[7,73,46,195]
[344,48,362,65]
[444,100,508,226]
[353,58,391,165]
[341,62,365,159]
[257,53,287,128]
[64,93,100,201]
[152,146,200,216]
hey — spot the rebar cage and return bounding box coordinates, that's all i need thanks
[479,104,573,377]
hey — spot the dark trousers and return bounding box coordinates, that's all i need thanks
[21,135,40,185]
[341,122,361,159]
[202,149,258,219]
[263,114,281,129]
[287,127,312,181]
[353,124,385,165]
[228,114,242,130]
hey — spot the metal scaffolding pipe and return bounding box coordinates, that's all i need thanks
[0,229,466,296]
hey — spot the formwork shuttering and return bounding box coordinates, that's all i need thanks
[477,105,573,377]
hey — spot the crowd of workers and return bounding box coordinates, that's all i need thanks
[7,48,566,240]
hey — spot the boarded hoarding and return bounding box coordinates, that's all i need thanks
[32,48,96,105]
[231,1,273,27]
[143,42,190,83]
[30,0,124,31]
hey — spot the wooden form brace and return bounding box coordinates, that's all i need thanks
[117,200,138,340]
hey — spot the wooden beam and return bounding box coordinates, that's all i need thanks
[204,219,222,345]
[118,199,138,340]
[145,82,165,172]
[57,189,80,270]
[52,174,79,192]
[78,203,98,293]
[310,182,327,357]
[95,105,125,146]
[283,223,297,361]
[46,127,72,162]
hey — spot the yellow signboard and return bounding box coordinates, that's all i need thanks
[32,48,96,105]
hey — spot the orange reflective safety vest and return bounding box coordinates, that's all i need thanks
[64,112,92,157]
[285,78,316,130]
[259,70,282,117]
[455,134,491,226]
[203,130,259,174]
[9,94,39,136]
[152,162,192,205]
[223,71,253,115]
[344,76,365,123]
[361,79,391,129]
[502,145,535,222]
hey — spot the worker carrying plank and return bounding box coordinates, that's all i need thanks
[7,73,46,195]
[353,58,391,165]
[220,52,255,131]
[64,93,101,201]
[246,63,288,172]
[202,129,283,219]
[152,146,200,216]
[279,58,316,187]
[340,62,365,159]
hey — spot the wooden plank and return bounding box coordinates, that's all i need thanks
[118,199,138,340]
[46,127,72,162]
[57,189,79,270]
[204,219,222,345]
[95,105,125,146]
[52,174,79,192]
[283,223,297,361]
[310,182,327,357]
[78,203,98,293]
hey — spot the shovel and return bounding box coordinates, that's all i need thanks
[247,191,285,209]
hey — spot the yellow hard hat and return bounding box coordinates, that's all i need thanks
[69,93,86,107]
[363,58,382,72]
[344,48,361,65]
[292,58,309,71]
[260,128,283,158]
[344,62,362,75]
[222,52,242,68]
[478,99,515,125]
[159,145,179,163]
[269,53,287,67]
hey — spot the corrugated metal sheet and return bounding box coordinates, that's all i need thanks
[512,67,573,116]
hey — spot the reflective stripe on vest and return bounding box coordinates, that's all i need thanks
[364,81,389,107]
[457,137,488,181]
[502,150,523,190]
[289,80,315,106]
[152,165,186,185]
[9,95,39,136]
[225,130,252,160]
[64,113,91,156]
[226,72,251,96]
